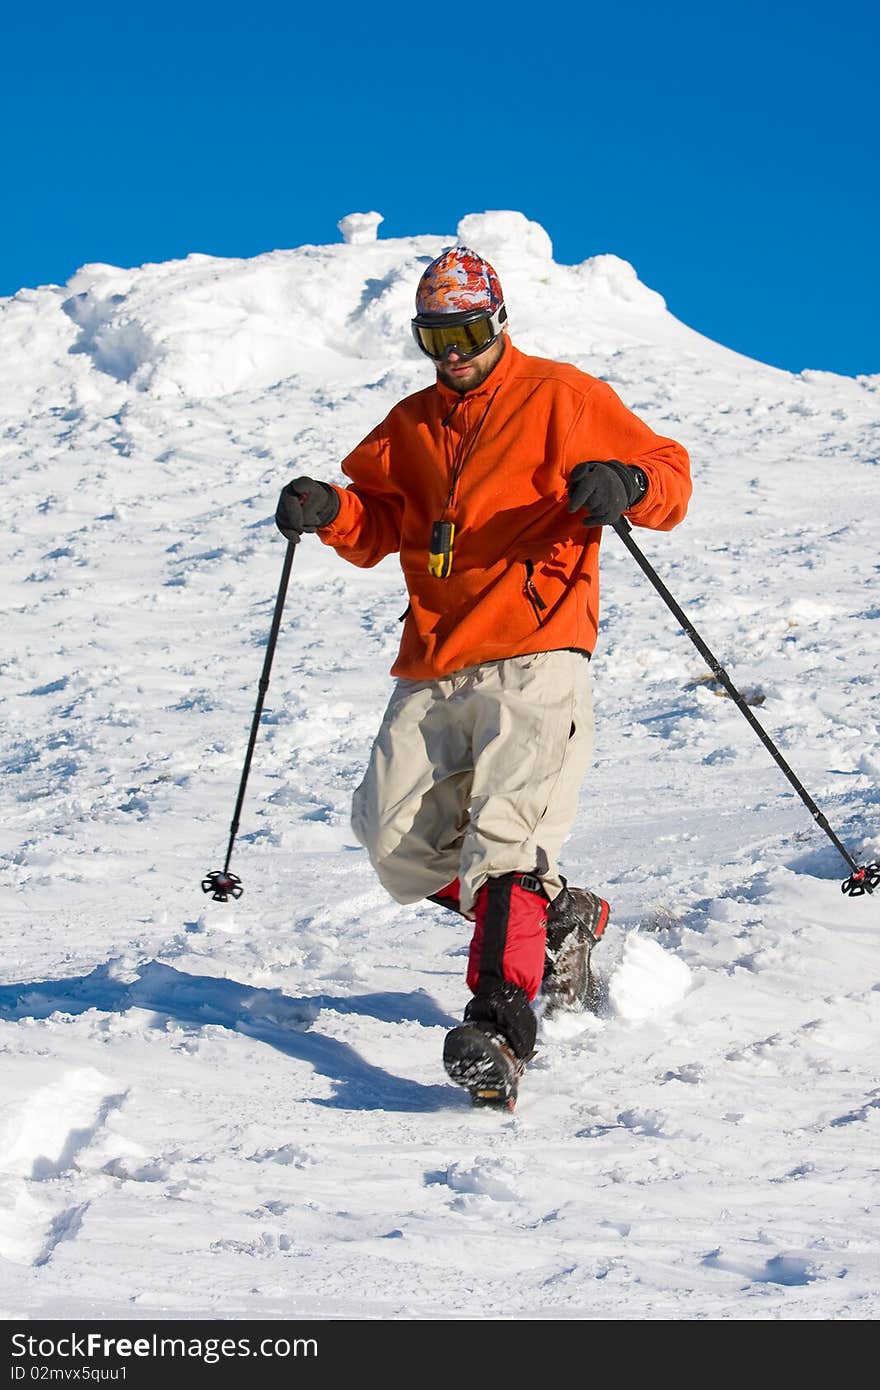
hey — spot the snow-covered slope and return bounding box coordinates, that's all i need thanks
[1,210,878,1321]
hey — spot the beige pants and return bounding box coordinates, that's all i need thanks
[351,650,594,914]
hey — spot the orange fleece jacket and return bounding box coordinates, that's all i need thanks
[317,341,691,679]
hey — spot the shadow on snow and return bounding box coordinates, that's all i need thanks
[0,961,460,1114]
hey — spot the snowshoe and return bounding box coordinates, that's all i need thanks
[542,885,610,1016]
[443,1023,526,1111]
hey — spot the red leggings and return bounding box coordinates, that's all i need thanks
[433,874,549,1002]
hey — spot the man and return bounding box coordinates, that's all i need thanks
[276,246,691,1108]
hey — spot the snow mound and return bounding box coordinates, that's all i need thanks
[445,1157,522,1202]
[338,211,384,245]
[572,253,667,313]
[58,242,422,398]
[456,209,554,267]
[608,932,692,1020]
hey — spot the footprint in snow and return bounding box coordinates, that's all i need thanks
[0,1066,125,1267]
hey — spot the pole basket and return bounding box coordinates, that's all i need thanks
[841,863,880,897]
[201,871,244,902]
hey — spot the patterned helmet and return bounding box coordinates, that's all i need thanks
[415,246,504,317]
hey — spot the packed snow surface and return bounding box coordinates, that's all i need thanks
[1,210,879,1321]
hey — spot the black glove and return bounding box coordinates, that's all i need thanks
[567,460,648,527]
[275,476,341,543]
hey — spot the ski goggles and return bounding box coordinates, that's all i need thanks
[411,304,507,361]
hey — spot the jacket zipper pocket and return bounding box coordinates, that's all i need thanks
[523,560,548,625]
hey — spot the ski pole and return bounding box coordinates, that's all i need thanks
[612,518,878,897]
[202,539,297,902]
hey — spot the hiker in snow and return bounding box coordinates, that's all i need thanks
[276,246,691,1106]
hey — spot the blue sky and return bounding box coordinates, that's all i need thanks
[3,0,877,375]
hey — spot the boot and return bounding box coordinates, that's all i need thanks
[444,980,537,1110]
[443,872,547,1108]
[542,885,610,1015]
[442,1021,526,1110]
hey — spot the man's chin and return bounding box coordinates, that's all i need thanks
[439,367,477,393]
[438,361,492,393]
[436,336,505,393]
